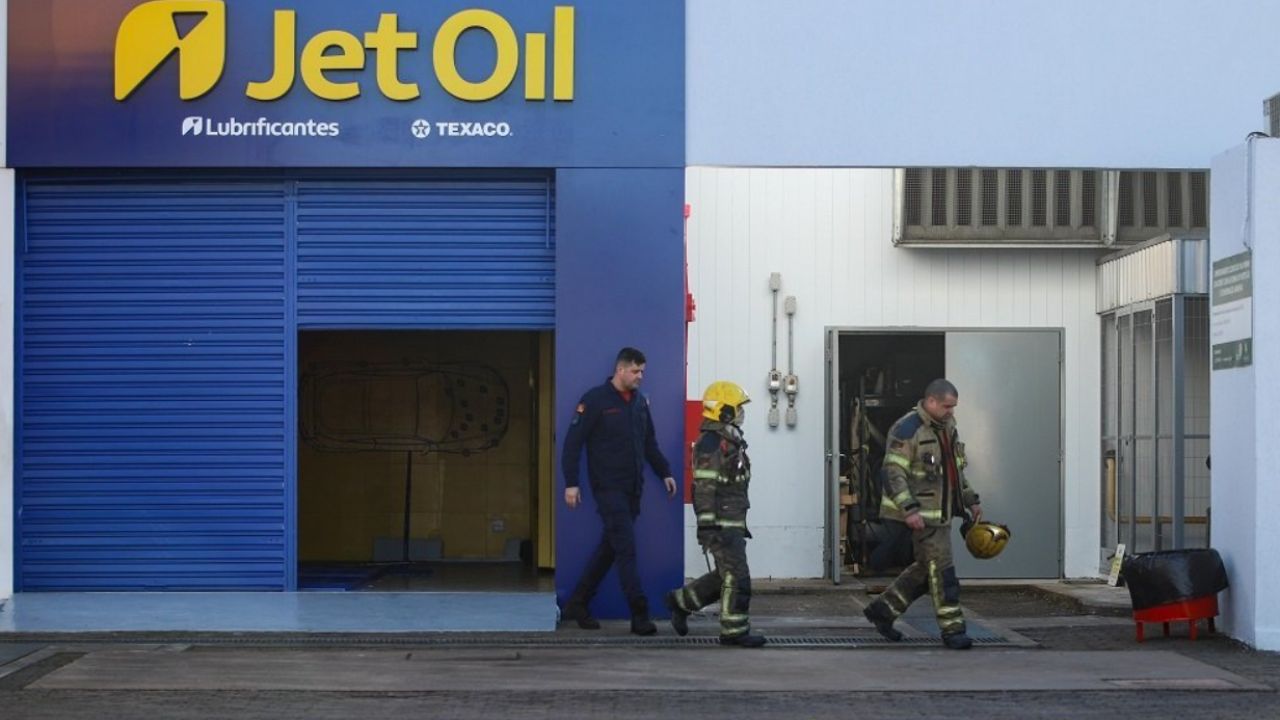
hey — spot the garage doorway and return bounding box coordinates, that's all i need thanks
[825,328,1062,582]
[297,330,555,593]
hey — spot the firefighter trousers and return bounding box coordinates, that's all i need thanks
[877,524,967,637]
[671,528,753,638]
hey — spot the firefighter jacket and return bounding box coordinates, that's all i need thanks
[879,403,979,527]
[691,421,751,533]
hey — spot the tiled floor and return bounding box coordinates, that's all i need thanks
[0,590,557,633]
[362,562,556,593]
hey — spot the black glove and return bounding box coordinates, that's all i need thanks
[696,527,716,546]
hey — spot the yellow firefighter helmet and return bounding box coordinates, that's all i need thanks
[702,381,750,425]
[962,519,1011,560]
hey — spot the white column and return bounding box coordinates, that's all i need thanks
[1210,138,1280,650]
[1,0,13,600]
[0,168,12,600]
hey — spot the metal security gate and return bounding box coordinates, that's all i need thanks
[16,172,555,591]
[1098,236,1210,565]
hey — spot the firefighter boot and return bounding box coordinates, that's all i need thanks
[665,591,690,637]
[630,599,658,636]
[863,600,904,642]
[560,601,600,630]
[631,614,658,636]
[719,632,767,648]
[942,631,973,650]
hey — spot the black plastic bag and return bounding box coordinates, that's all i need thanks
[1121,548,1229,611]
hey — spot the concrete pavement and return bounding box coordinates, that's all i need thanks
[2,582,1277,720]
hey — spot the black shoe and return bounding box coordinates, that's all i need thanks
[631,615,658,636]
[863,601,903,642]
[561,603,600,630]
[719,633,767,648]
[664,591,690,637]
[942,632,973,650]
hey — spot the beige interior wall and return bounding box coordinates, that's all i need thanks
[298,331,537,561]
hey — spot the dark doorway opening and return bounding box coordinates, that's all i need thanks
[297,330,555,593]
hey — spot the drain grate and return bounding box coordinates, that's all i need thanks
[0,652,85,690]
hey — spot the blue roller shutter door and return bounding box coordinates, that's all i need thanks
[16,173,555,591]
[18,179,290,590]
[295,176,555,329]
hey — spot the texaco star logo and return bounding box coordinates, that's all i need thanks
[410,119,431,139]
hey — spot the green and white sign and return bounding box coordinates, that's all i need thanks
[1212,251,1253,370]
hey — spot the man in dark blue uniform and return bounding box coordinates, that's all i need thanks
[561,347,677,635]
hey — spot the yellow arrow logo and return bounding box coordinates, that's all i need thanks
[115,0,226,100]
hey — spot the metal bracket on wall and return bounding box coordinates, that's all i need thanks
[767,273,782,428]
[784,295,798,427]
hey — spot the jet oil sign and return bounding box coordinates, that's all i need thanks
[114,1,576,103]
[8,0,685,168]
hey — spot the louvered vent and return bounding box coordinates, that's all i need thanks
[898,168,1208,247]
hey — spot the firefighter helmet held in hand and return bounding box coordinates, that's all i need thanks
[702,381,750,425]
[961,519,1011,560]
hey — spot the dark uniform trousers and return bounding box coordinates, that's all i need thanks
[878,525,966,636]
[570,489,645,613]
[674,528,752,638]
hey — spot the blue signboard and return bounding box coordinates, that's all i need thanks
[8,0,684,167]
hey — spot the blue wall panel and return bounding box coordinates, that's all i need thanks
[296,176,554,329]
[554,169,686,618]
[16,170,682,602]
[17,178,290,590]
[9,0,685,169]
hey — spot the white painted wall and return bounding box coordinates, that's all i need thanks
[685,167,1103,580]
[688,0,1280,168]
[1210,139,1279,651]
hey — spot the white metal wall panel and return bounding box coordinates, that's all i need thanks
[686,167,1103,579]
[1097,242,1172,312]
[1097,237,1210,313]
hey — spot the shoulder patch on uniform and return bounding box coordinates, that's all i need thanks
[891,413,923,441]
[695,433,721,454]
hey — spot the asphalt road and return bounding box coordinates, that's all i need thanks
[2,588,1276,720]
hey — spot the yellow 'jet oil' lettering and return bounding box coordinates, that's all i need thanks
[245,9,295,100]
[553,6,574,100]
[301,30,366,101]
[115,0,226,101]
[433,10,519,102]
[365,14,420,101]
[119,3,576,103]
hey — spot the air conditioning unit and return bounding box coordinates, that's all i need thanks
[1264,92,1280,137]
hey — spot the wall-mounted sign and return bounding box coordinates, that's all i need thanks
[8,0,684,167]
[1212,250,1253,370]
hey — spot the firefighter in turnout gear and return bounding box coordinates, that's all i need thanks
[863,379,983,650]
[664,381,766,648]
